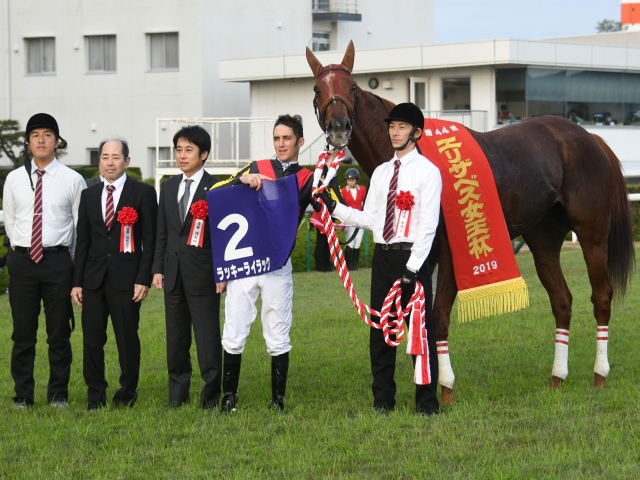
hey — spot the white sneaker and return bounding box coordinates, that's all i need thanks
[50,400,68,409]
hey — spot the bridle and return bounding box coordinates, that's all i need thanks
[313,65,359,143]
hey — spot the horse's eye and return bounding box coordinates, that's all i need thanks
[314,86,320,95]
[351,84,357,91]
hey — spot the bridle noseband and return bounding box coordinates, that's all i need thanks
[313,65,358,145]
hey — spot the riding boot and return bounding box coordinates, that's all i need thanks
[345,247,354,270]
[352,248,360,271]
[269,352,289,413]
[221,351,241,413]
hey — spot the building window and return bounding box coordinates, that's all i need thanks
[148,146,173,168]
[86,35,116,73]
[148,33,179,71]
[410,77,429,110]
[26,37,55,75]
[442,78,471,110]
[88,148,100,166]
[311,32,330,52]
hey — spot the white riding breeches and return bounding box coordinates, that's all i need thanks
[344,226,364,249]
[222,259,293,356]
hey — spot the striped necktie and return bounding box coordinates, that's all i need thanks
[382,159,401,243]
[30,169,45,264]
[105,184,116,229]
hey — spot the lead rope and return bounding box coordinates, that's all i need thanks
[314,157,431,384]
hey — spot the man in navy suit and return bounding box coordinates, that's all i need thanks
[71,139,157,409]
[152,125,225,409]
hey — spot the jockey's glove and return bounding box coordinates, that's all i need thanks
[312,190,336,213]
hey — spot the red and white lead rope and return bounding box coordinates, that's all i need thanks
[315,167,431,384]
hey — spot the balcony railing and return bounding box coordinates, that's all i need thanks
[312,0,361,21]
[422,110,488,133]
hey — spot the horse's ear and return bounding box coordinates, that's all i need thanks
[306,47,323,78]
[341,40,355,73]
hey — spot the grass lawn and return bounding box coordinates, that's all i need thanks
[0,247,639,478]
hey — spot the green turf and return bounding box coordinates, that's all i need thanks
[0,247,639,478]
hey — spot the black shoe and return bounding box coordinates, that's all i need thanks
[113,392,138,408]
[14,398,31,410]
[415,406,439,417]
[87,400,107,411]
[269,396,285,414]
[201,400,218,411]
[220,393,238,414]
[373,405,393,415]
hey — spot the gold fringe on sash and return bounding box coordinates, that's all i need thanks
[456,277,529,323]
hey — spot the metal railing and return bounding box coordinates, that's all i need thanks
[155,117,276,170]
[312,0,358,13]
[422,110,488,133]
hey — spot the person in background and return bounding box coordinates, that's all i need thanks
[2,113,86,409]
[340,168,366,271]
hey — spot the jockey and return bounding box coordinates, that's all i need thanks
[341,168,366,270]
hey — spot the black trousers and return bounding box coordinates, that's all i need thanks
[165,267,222,407]
[82,274,141,404]
[8,249,74,404]
[369,244,439,412]
[314,229,333,272]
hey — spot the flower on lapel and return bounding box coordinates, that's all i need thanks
[395,191,415,211]
[117,207,138,226]
[190,200,208,220]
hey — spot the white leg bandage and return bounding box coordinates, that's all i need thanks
[594,326,610,378]
[436,341,455,389]
[551,328,570,380]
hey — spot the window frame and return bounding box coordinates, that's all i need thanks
[85,34,117,74]
[25,37,56,76]
[147,32,179,72]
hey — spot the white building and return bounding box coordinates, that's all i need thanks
[220,30,640,178]
[0,0,434,178]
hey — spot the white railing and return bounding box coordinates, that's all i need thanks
[422,110,488,133]
[155,117,276,170]
[312,0,358,14]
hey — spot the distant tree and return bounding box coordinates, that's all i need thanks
[0,119,25,169]
[596,19,625,33]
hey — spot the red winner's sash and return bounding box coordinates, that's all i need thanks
[417,119,529,322]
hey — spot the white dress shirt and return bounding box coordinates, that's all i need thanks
[333,147,442,272]
[101,173,127,221]
[177,168,205,212]
[3,159,86,255]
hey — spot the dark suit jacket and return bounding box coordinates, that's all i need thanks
[73,176,158,291]
[152,171,219,295]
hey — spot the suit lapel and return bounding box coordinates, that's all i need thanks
[167,174,183,230]
[180,171,214,234]
[108,176,135,232]
[88,183,106,229]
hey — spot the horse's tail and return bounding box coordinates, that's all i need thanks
[591,133,635,298]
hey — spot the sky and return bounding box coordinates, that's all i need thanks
[434,0,622,43]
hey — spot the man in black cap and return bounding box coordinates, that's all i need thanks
[2,113,86,408]
[316,103,442,416]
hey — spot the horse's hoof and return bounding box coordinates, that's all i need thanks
[593,373,606,388]
[441,386,454,405]
[549,376,563,389]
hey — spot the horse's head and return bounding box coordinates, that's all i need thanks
[306,41,357,149]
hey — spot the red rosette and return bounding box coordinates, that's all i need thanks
[396,191,415,211]
[117,206,138,227]
[190,199,208,220]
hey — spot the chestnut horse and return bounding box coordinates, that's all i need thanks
[306,42,634,405]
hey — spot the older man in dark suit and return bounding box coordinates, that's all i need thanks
[71,139,157,409]
[152,125,225,409]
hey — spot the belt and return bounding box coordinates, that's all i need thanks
[14,245,69,254]
[380,242,414,251]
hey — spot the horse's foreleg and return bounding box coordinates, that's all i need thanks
[432,236,458,405]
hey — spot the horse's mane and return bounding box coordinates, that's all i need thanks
[360,89,395,114]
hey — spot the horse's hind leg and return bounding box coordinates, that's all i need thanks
[522,208,573,388]
[572,231,613,388]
